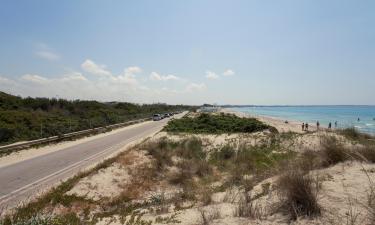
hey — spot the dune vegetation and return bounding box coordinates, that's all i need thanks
[163,113,274,134]
[0,92,193,145]
[1,113,375,225]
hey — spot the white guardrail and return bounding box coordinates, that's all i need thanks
[0,117,151,152]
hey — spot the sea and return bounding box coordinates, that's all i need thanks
[228,106,375,135]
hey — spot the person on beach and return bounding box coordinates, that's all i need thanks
[316,121,320,130]
[302,123,305,131]
[328,122,332,129]
[358,117,360,122]
[335,121,338,128]
[305,123,309,131]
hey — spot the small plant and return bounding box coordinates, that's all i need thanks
[320,136,350,167]
[198,207,220,225]
[278,170,320,220]
[234,193,263,219]
[340,127,372,142]
[358,145,375,163]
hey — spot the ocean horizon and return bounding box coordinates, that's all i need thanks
[228,105,375,134]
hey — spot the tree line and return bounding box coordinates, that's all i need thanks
[0,92,194,145]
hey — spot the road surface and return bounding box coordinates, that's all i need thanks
[0,114,182,210]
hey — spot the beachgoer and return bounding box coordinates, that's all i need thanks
[306,123,309,131]
[328,122,332,129]
[302,123,305,131]
[285,120,289,124]
[335,121,338,128]
[358,117,360,122]
[316,121,320,130]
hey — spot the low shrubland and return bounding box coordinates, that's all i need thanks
[163,113,274,134]
[3,127,375,224]
[0,91,193,145]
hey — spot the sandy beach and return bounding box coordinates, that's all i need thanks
[220,108,319,134]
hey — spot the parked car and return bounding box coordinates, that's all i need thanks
[153,114,162,121]
[164,113,170,118]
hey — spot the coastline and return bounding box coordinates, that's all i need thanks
[220,108,317,133]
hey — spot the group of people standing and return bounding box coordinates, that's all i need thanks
[302,121,338,131]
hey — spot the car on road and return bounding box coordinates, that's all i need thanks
[153,114,162,121]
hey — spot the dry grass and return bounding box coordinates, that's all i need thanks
[278,169,320,220]
[357,145,375,163]
[320,136,351,167]
[234,193,263,219]
[198,207,220,225]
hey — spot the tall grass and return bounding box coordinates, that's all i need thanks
[278,170,320,220]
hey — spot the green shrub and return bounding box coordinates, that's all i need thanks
[164,113,272,134]
[320,136,350,167]
[0,91,193,145]
[339,127,373,143]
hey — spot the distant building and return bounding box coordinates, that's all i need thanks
[199,105,220,113]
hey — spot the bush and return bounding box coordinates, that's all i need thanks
[234,194,262,219]
[177,137,205,160]
[164,113,272,134]
[339,127,373,144]
[320,136,350,167]
[0,91,193,145]
[0,128,14,142]
[357,145,375,163]
[278,170,320,220]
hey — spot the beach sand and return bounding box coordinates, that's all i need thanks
[220,108,319,134]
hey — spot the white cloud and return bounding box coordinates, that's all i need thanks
[223,69,235,76]
[150,72,180,81]
[34,43,61,61]
[115,73,138,86]
[35,51,60,61]
[186,82,207,92]
[21,74,49,84]
[61,72,88,82]
[125,66,142,75]
[205,71,219,80]
[1,61,209,104]
[0,76,13,84]
[81,59,112,77]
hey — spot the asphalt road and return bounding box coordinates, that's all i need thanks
[0,114,181,210]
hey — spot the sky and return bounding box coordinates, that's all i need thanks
[0,0,375,105]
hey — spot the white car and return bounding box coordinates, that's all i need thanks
[153,114,162,121]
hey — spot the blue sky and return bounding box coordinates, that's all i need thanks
[0,0,374,105]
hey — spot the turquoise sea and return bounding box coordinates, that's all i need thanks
[229,106,375,135]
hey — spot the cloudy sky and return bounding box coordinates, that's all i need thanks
[1,1,375,105]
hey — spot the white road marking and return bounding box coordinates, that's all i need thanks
[0,121,165,206]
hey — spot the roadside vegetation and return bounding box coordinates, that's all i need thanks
[163,112,274,134]
[2,113,375,225]
[0,91,194,145]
